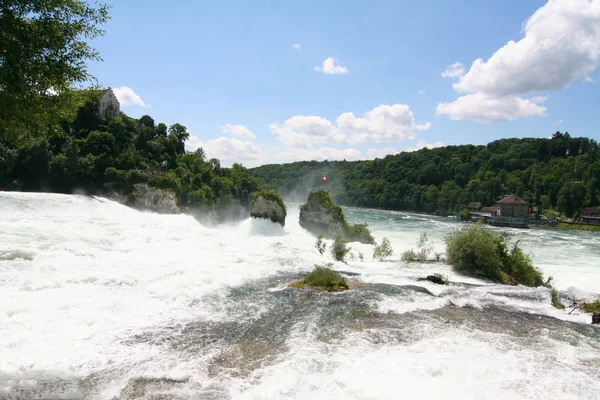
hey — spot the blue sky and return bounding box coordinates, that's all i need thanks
[88,0,600,166]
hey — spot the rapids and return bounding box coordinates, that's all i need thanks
[1,192,599,399]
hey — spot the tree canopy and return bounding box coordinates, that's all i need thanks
[0,94,261,221]
[252,133,600,218]
[0,0,109,143]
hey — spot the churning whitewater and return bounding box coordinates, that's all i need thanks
[1,192,599,400]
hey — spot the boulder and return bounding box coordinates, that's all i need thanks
[418,275,448,285]
[299,191,348,239]
[127,183,179,213]
[593,312,600,325]
[250,191,286,226]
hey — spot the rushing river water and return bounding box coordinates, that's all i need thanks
[1,192,599,400]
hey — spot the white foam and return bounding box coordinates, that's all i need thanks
[1,191,598,398]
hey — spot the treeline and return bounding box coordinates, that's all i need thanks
[252,133,600,218]
[0,91,261,219]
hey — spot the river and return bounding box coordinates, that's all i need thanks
[1,192,599,399]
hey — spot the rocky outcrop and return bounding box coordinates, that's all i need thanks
[299,191,347,239]
[299,190,374,244]
[593,312,600,324]
[418,275,449,285]
[250,191,286,226]
[127,183,179,213]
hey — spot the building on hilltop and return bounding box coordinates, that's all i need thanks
[98,88,120,118]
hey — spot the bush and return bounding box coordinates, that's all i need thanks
[445,224,545,287]
[315,233,327,255]
[551,288,565,310]
[347,223,375,244]
[373,237,393,261]
[580,298,600,313]
[401,248,420,262]
[291,265,349,291]
[456,209,470,221]
[401,233,433,262]
[331,235,351,262]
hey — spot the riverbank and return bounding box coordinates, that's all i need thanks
[556,222,600,232]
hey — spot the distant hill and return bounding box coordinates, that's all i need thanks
[251,133,600,217]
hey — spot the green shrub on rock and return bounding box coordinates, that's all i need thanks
[373,237,393,261]
[401,233,433,262]
[315,233,327,255]
[290,265,349,292]
[445,225,545,287]
[299,190,374,244]
[580,298,600,313]
[331,235,351,262]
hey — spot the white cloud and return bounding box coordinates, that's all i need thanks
[337,104,430,142]
[454,1,600,96]
[269,115,346,148]
[221,124,256,139]
[417,90,425,96]
[112,86,148,107]
[314,57,349,75]
[584,76,595,83]
[292,44,301,51]
[365,147,399,159]
[269,104,431,147]
[438,0,600,123]
[441,62,465,79]
[404,140,445,152]
[555,119,564,126]
[436,92,547,123]
[185,136,264,167]
[274,147,363,163]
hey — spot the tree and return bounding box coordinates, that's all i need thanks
[0,1,110,142]
[168,123,189,155]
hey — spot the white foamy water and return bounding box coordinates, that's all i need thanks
[1,192,599,399]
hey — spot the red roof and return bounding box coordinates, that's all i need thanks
[496,194,528,205]
[583,207,600,214]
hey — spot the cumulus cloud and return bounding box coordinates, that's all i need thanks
[365,147,399,159]
[292,44,301,51]
[404,140,445,152]
[438,0,600,123]
[185,136,264,167]
[314,57,349,75]
[437,93,546,123]
[584,76,596,83]
[441,62,465,79]
[221,124,256,139]
[417,90,425,96]
[112,86,148,107]
[270,104,430,147]
[274,147,363,163]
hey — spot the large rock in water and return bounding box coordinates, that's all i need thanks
[128,183,179,213]
[299,191,347,239]
[593,312,600,325]
[250,191,286,226]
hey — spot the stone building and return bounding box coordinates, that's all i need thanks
[496,194,528,218]
[98,88,120,118]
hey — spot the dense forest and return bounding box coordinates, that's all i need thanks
[252,133,600,218]
[0,91,261,219]
[2,86,598,221]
